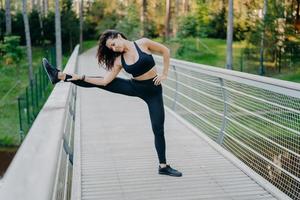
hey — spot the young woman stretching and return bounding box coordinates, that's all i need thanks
[43,29,182,177]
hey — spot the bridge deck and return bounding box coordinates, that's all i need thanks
[72,48,277,200]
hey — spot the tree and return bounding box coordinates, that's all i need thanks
[29,9,43,45]
[5,0,11,35]
[295,0,300,31]
[61,0,79,53]
[79,0,83,52]
[172,0,179,36]
[164,0,171,40]
[55,0,62,69]
[43,0,48,16]
[30,0,35,11]
[226,0,233,69]
[22,0,33,82]
[259,0,267,75]
[115,3,140,39]
[183,0,190,15]
[140,0,147,37]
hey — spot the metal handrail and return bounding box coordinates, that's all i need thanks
[154,55,300,98]
[0,45,80,200]
[154,55,298,200]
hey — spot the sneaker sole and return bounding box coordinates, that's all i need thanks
[158,171,182,177]
[42,58,56,85]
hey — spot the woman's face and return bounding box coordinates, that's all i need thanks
[105,34,125,53]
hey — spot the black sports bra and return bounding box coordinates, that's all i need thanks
[121,41,155,77]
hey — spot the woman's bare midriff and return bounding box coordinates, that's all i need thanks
[132,67,158,80]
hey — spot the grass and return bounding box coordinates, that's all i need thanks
[81,40,98,53]
[153,37,300,83]
[0,46,69,146]
[272,68,300,83]
[154,37,250,71]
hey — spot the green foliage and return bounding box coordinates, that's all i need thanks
[83,20,97,41]
[61,0,80,53]
[1,5,80,54]
[96,12,119,35]
[82,40,98,52]
[207,7,227,39]
[0,36,24,65]
[42,11,55,44]
[115,5,141,40]
[165,37,244,68]
[11,12,25,45]
[195,4,212,38]
[0,46,69,146]
[143,19,159,38]
[0,9,5,40]
[29,10,43,45]
[0,135,18,147]
[177,15,200,38]
[244,0,300,74]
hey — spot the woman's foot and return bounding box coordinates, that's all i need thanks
[42,58,61,84]
[158,164,182,177]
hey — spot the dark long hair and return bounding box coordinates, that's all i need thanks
[96,30,127,70]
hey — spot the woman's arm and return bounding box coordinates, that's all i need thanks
[68,63,122,86]
[143,38,170,76]
[85,64,122,86]
[143,38,170,85]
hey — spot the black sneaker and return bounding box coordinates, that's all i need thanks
[158,164,182,177]
[42,58,60,84]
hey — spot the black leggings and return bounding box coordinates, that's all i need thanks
[65,74,166,164]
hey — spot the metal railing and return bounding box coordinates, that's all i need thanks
[0,46,55,146]
[0,45,79,200]
[154,55,299,200]
[17,66,53,141]
[17,46,57,141]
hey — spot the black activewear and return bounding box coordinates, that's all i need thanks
[64,74,167,164]
[121,41,155,77]
[42,58,60,84]
[159,165,182,177]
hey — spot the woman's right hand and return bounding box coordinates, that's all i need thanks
[66,73,83,81]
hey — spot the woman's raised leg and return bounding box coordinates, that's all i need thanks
[64,74,138,97]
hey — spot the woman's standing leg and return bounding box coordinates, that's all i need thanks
[144,92,167,164]
[141,83,182,177]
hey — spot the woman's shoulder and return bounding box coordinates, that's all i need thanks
[135,38,153,52]
[135,37,151,45]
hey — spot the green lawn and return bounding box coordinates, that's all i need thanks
[82,40,98,52]
[272,68,300,83]
[0,46,69,146]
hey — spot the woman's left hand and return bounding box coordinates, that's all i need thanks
[153,74,167,86]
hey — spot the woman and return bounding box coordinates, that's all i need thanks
[43,29,182,177]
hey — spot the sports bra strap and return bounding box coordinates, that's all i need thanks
[133,41,142,54]
[120,53,126,66]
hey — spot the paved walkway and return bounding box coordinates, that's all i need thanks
[74,47,277,200]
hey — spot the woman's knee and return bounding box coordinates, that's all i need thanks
[151,123,164,135]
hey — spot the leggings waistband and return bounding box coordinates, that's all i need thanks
[131,75,158,83]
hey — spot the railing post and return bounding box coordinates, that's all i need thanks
[171,65,179,111]
[35,74,39,109]
[25,87,30,125]
[17,97,24,142]
[217,78,228,145]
